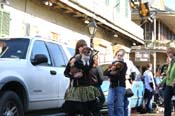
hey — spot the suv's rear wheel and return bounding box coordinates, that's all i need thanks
[0,91,24,116]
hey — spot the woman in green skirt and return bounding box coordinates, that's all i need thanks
[63,39,101,116]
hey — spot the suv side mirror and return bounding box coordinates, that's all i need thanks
[31,54,48,65]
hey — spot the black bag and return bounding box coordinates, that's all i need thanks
[125,88,134,97]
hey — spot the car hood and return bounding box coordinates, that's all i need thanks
[101,80,110,92]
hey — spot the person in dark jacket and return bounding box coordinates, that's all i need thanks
[104,58,127,116]
[63,39,101,116]
[89,54,105,114]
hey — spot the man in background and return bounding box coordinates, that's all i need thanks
[143,63,155,113]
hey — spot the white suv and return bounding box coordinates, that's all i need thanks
[0,37,71,116]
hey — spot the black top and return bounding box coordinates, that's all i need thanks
[104,61,127,88]
[64,56,93,87]
[89,66,104,87]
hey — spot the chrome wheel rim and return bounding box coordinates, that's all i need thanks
[3,101,18,116]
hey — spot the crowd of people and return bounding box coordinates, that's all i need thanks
[61,39,175,116]
[141,47,175,116]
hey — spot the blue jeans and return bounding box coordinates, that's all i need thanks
[107,86,126,116]
[144,89,153,112]
[124,97,130,116]
[164,86,174,116]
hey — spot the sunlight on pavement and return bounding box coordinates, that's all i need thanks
[131,112,175,116]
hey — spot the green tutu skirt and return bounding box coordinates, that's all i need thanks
[64,85,101,102]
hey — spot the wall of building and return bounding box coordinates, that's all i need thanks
[5,0,130,63]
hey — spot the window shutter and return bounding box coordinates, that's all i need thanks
[0,10,10,36]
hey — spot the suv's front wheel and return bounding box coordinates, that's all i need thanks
[0,91,24,116]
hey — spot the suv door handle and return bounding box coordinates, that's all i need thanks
[50,70,56,75]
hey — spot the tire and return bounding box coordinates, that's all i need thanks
[0,91,24,116]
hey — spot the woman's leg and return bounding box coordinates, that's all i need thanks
[146,91,153,112]
[115,87,125,116]
[107,87,116,116]
[124,96,130,116]
[86,99,101,116]
[164,86,173,116]
[97,86,105,108]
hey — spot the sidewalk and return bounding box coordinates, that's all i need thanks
[131,112,175,116]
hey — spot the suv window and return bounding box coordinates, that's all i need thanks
[46,42,67,67]
[0,38,29,59]
[30,40,51,66]
[59,45,68,64]
[67,47,74,56]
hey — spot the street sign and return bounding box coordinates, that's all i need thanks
[135,50,150,62]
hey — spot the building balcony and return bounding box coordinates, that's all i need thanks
[62,0,144,44]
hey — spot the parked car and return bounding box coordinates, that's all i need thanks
[100,62,145,111]
[0,37,71,116]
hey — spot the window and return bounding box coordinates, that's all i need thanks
[0,38,29,59]
[31,40,51,66]
[46,42,67,67]
[143,22,153,40]
[67,47,75,57]
[125,0,129,17]
[0,10,10,36]
[105,0,109,6]
[59,46,68,64]
[115,0,120,14]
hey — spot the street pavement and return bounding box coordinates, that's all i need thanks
[25,112,167,116]
[25,113,67,116]
[132,112,175,116]
[131,112,164,116]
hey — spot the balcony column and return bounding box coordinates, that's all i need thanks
[153,52,156,75]
[153,16,156,41]
[158,19,160,40]
[153,17,157,75]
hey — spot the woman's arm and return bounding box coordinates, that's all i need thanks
[97,66,104,85]
[64,57,74,78]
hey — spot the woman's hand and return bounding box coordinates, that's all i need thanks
[172,80,175,87]
[110,70,118,75]
[74,72,83,78]
[111,65,116,71]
